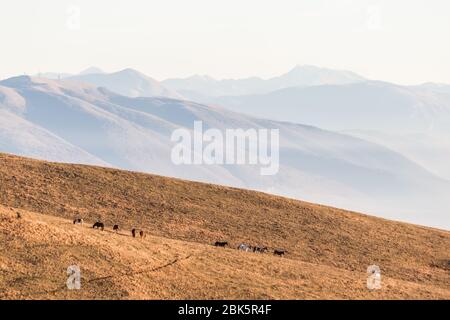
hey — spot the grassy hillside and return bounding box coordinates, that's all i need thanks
[0,153,449,299]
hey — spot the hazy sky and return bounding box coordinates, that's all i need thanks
[1,0,449,84]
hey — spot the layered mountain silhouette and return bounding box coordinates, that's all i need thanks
[212,81,450,133]
[68,68,182,99]
[162,65,365,100]
[38,65,364,101]
[1,75,449,228]
[210,80,450,180]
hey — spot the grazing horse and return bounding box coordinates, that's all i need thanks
[253,246,268,253]
[273,250,285,257]
[139,230,146,239]
[214,241,228,247]
[93,222,104,231]
[132,228,137,238]
[73,218,84,225]
[237,244,252,252]
[113,225,119,232]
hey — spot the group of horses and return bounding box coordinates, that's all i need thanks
[73,218,285,256]
[214,241,286,257]
[73,218,146,238]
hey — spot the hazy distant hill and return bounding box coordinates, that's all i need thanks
[68,68,182,99]
[211,80,450,180]
[342,130,450,181]
[212,81,450,134]
[163,65,365,100]
[78,67,105,75]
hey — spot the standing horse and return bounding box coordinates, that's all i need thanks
[273,250,286,257]
[73,218,84,225]
[253,246,268,253]
[93,222,104,231]
[237,244,252,252]
[214,241,228,247]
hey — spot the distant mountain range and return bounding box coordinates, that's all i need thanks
[209,80,450,180]
[35,67,181,99]
[68,68,182,99]
[162,65,366,100]
[211,81,450,134]
[1,75,449,228]
[35,65,367,101]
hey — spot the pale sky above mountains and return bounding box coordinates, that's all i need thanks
[1,0,450,84]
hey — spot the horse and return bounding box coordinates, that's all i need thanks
[273,249,286,257]
[93,222,104,231]
[73,218,84,225]
[214,241,228,247]
[113,225,120,232]
[237,244,252,252]
[253,246,268,253]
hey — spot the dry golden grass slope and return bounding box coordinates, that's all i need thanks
[0,152,449,299]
